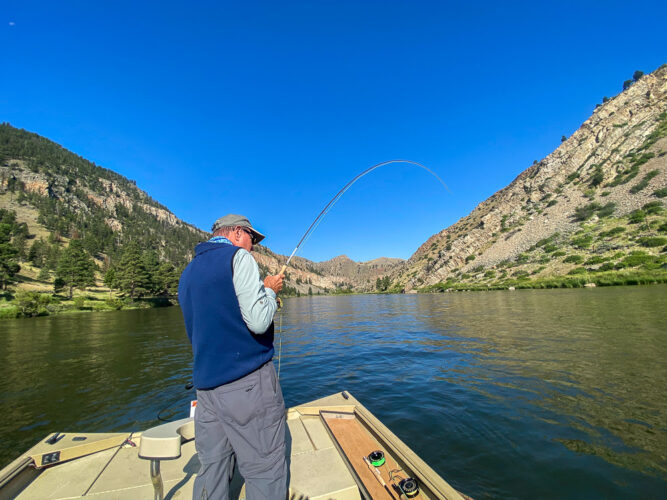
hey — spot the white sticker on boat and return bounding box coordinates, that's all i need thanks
[190,400,197,418]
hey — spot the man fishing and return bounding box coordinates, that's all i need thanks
[178,214,286,500]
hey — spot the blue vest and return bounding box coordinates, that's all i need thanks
[178,241,274,389]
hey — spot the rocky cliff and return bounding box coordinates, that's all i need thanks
[396,65,667,290]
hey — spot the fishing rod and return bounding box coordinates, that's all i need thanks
[278,159,449,275]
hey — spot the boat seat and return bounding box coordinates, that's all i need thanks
[138,417,195,460]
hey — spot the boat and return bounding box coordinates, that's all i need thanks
[0,391,470,499]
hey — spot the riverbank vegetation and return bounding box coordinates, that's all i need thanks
[419,200,667,293]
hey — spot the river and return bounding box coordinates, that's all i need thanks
[0,286,665,498]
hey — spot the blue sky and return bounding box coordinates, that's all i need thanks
[2,1,665,262]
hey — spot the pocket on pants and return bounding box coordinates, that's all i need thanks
[220,382,261,427]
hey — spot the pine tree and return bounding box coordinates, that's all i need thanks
[142,250,161,295]
[0,224,20,290]
[115,242,150,299]
[55,239,96,299]
[156,262,179,296]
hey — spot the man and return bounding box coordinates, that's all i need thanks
[178,214,286,500]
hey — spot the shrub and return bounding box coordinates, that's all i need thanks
[620,252,653,267]
[516,253,529,264]
[642,201,663,215]
[552,250,567,257]
[628,210,646,223]
[589,166,604,187]
[584,256,608,265]
[600,226,626,238]
[563,255,584,264]
[599,263,615,271]
[573,202,601,221]
[630,170,660,194]
[601,191,611,197]
[653,187,667,198]
[659,222,667,233]
[13,291,52,317]
[568,267,587,275]
[513,270,530,278]
[543,244,559,253]
[571,234,593,249]
[465,255,476,263]
[637,236,667,247]
[547,200,558,207]
[608,164,639,187]
[597,202,616,218]
[566,172,579,183]
[105,298,124,310]
[74,296,85,309]
[484,270,496,278]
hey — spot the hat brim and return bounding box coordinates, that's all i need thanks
[249,228,265,245]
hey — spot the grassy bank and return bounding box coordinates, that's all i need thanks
[419,269,667,292]
[0,290,174,320]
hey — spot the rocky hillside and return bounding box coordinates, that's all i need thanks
[0,124,207,267]
[396,65,667,291]
[254,247,404,294]
[0,125,402,295]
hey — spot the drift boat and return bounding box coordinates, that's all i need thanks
[0,392,469,499]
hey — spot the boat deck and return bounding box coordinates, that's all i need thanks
[1,392,466,499]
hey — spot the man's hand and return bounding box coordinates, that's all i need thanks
[264,274,285,294]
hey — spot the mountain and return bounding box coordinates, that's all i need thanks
[394,65,667,291]
[0,127,402,296]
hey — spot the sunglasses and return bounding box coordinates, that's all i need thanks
[239,227,257,245]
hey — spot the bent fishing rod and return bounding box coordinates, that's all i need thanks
[278,159,449,275]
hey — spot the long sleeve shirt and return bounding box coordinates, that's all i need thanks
[209,237,277,334]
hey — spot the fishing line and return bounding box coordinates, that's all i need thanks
[274,160,448,381]
[279,159,449,274]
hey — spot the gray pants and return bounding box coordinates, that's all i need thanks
[193,362,287,500]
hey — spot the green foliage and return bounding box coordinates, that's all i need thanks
[629,170,660,194]
[599,227,626,238]
[642,201,663,215]
[547,200,558,207]
[618,252,656,268]
[55,240,96,299]
[13,291,53,317]
[543,244,559,253]
[114,242,151,299]
[563,255,584,264]
[623,79,633,90]
[566,172,579,183]
[573,202,616,221]
[568,267,588,275]
[633,70,644,81]
[600,191,611,197]
[375,276,391,292]
[628,210,646,224]
[570,234,593,249]
[653,187,667,198]
[484,270,496,278]
[516,253,529,264]
[552,250,567,257]
[589,166,604,187]
[584,256,609,265]
[536,233,560,247]
[637,237,667,248]
[465,255,476,262]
